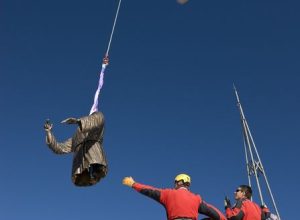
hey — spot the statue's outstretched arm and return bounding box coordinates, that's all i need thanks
[44,120,72,154]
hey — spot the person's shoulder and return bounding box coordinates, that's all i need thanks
[163,188,176,192]
[250,201,261,209]
[158,188,174,196]
[162,188,187,194]
[243,199,257,205]
[188,190,200,195]
[191,191,202,199]
[183,189,202,198]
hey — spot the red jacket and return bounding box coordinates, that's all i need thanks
[133,182,226,220]
[226,199,263,220]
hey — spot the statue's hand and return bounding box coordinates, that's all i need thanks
[44,119,53,131]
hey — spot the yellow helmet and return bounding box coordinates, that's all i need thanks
[175,174,191,184]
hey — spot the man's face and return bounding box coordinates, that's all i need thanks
[234,187,245,200]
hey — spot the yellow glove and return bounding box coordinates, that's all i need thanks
[122,176,135,187]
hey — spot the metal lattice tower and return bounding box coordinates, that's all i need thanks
[234,86,281,220]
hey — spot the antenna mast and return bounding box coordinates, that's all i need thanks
[233,85,281,220]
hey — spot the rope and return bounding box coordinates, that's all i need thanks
[106,0,122,57]
[89,0,122,115]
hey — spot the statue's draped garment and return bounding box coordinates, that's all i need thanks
[46,112,108,186]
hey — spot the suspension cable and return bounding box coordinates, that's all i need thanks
[105,0,122,57]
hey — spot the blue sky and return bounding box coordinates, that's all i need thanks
[1,0,299,219]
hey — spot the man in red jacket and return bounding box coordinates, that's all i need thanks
[225,185,269,220]
[122,174,226,220]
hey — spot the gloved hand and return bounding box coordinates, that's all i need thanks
[122,176,135,187]
[44,119,53,131]
[260,204,267,209]
[224,196,231,209]
[61,117,79,125]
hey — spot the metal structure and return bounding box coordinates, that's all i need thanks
[234,86,281,220]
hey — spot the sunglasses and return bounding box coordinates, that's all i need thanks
[235,189,243,193]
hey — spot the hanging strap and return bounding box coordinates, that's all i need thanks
[89,63,106,115]
[89,0,122,115]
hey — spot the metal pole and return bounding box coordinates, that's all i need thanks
[244,122,281,220]
[233,86,281,220]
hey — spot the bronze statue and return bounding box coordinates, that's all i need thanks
[44,112,108,186]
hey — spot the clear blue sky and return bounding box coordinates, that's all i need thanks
[1,0,299,219]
